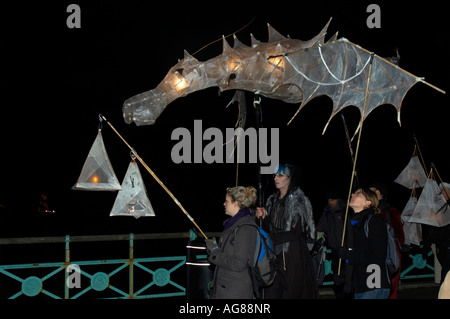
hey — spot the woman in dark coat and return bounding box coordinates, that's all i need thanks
[207,186,258,299]
[256,164,319,299]
[339,188,391,299]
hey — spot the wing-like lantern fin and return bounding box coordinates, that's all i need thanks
[326,31,339,44]
[285,38,420,132]
[267,23,288,43]
[316,17,333,45]
[250,33,260,48]
[232,34,249,50]
[183,49,197,61]
[222,35,232,52]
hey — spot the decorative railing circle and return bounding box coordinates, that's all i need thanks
[22,276,42,297]
[91,272,109,291]
[153,268,170,287]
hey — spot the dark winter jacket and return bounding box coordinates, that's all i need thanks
[208,213,257,299]
[316,198,346,249]
[265,186,315,254]
[344,209,391,293]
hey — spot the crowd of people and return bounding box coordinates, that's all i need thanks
[205,163,450,299]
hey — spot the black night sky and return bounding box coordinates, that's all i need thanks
[0,1,449,239]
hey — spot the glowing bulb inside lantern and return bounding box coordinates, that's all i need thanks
[92,176,99,183]
[228,59,241,73]
[267,55,285,72]
[172,71,188,91]
[174,77,188,90]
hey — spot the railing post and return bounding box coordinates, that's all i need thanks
[129,233,134,299]
[64,235,70,299]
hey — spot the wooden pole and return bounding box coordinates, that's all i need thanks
[337,54,374,275]
[101,115,208,239]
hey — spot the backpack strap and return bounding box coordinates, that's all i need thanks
[364,215,373,237]
[238,223,261,266]
[385,203,392,225]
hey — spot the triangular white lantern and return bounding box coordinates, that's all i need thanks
[394,155,427,189]
[401,196,422,246]
[72,130,122,191]
[408,178,450,227]
[110,159,155,218]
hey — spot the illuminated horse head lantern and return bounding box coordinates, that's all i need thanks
[123,20,333,126]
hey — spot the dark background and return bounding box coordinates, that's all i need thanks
[0,1,448,238]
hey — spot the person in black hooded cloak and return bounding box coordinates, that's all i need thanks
[256,164,319,298]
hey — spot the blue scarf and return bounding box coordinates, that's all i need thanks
[223,209,250,230]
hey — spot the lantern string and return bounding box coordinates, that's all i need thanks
[98,114,103,131]
[192,17,256,56]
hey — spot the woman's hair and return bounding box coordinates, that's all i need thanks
[226,186,257,209]
[359,188,380,214]
[275,163,298,194]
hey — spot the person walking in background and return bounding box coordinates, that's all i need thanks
[369,182,404,299]
[317,189,350,298]
[255,164,319,298]
[421,182,450,285]
[206,186,258,299]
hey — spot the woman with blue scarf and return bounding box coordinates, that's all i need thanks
[207,186,258,299]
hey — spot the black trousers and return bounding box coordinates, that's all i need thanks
[264,239,319,299]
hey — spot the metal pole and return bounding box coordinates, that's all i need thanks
[64,235,70,299]
[254,93,264,208]
[129,233,134,299]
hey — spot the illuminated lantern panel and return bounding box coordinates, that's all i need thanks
[72,130,122,191]
[228,58,241,73]
[173,72,188,91]
[110,161,155,218]
[267,55,285,72]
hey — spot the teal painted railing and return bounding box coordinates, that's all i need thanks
[0,231,220,299]
[321,246,435,286]
[0,232,436,298]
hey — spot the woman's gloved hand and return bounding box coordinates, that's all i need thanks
[205,238,219,255]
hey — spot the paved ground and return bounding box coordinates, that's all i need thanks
[393,282,440,299]
[319,281,442,299]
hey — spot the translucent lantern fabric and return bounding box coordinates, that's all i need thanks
[122,22,424,134]
[409,178,450,227]
[394,156,427,189]
[122,21,332,126]
[110,160,155,218]
[72,130,122,191]
[400,196,422,246]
